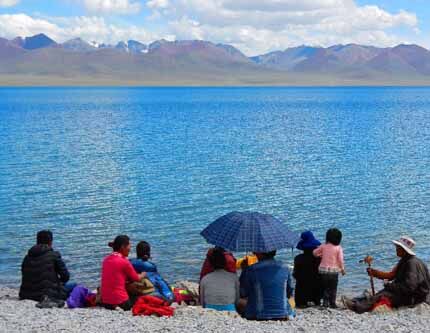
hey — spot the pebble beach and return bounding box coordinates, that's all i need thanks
[1,287,429,333]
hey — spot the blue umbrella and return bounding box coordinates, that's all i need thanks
[200,211,300,252]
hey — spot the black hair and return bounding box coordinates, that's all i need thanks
[209,248,226,270]
[108,235,130,252]
[214,246,226,252]
[136,241,151,261]
[326,228,342,246]
[37,230,53,245]
[263,250,277,259]
[254,250,277,261]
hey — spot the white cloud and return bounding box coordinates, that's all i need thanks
[0,0,19,7]
[0,14,63,40]
[158,0,419,54]
[147,0,170,9]
[222,0,352,12]
[0,0,423,55]
[79,0,141,14]
[0,13,160,44]
[163,0,416,30]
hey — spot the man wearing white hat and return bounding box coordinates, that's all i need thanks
[343,236,430,313]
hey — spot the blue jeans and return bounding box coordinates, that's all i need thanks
[64,282,78,297]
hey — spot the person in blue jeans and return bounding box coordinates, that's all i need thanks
[239,250,295,320]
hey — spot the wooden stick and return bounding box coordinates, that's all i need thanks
[360,255,376,296]
[367,262,376,296]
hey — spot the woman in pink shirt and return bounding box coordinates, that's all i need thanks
[101,235,145,310]
[313,228,346,308]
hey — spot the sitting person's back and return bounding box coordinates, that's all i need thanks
[240,251,294,320]
[200,248,239,311]
[101,235,143,310]
[19,230,70,301]
[130,241,174,302]
[130,241,157,273]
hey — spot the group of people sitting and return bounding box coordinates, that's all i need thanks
[199,227,345,319]
[19,228,430,321]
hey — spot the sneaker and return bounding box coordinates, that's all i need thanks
[36,295,65,309]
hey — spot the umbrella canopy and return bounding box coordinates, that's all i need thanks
[200,211,299,252]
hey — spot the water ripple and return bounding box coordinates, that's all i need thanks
[0,87,429,292]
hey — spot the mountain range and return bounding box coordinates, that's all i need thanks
[1,33,430,86]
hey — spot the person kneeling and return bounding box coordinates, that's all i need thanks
[200,248,239,312]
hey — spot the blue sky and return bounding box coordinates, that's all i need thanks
[0,0,428,55]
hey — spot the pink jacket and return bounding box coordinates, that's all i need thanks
[101,252,140,305]
[313,243,344,272]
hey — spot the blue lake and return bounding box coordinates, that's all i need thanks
[0,87,429,293]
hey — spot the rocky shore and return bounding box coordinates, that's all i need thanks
[1,287,429,333]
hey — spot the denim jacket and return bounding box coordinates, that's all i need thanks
[240,258,294,320]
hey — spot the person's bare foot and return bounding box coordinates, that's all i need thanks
[341,296,355,311]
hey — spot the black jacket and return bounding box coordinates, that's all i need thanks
[293,250,323,307]
[385,255,430,306]
[19,244,70,301]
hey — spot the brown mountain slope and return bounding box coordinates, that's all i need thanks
[1,34,430,85]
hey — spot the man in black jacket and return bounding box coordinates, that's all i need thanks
[19,230,70,301]
[343,236,430,313]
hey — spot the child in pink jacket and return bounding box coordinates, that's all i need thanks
[313,228,345,308]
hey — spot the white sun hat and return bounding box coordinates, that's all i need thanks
[392,236,416,256]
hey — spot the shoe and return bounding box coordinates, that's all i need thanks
[341,296,355,311]
[36,295,65,309]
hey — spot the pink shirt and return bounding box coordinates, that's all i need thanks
[101,252,140,305]
[313,243,344,272]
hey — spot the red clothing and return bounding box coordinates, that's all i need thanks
[101,252,140,305]
[200,249,236,280]
[132,295,174,317]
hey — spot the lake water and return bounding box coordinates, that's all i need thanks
[0,87,429,293]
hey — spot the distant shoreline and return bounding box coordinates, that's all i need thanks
[1,78,430,88]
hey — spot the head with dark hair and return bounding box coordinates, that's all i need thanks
[326,228,342,246]
[136,241,151,261]
[255,250,277,261]
[37,230,53,245]
[209,248,226,270]
[108,235,131,257]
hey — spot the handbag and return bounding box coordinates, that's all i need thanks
[127,277,155,296]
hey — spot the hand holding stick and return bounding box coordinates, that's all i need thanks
[359,255,375,296]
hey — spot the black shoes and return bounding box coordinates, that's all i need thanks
[36,295,65,309]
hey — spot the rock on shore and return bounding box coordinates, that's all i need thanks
[1,287,429,333]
